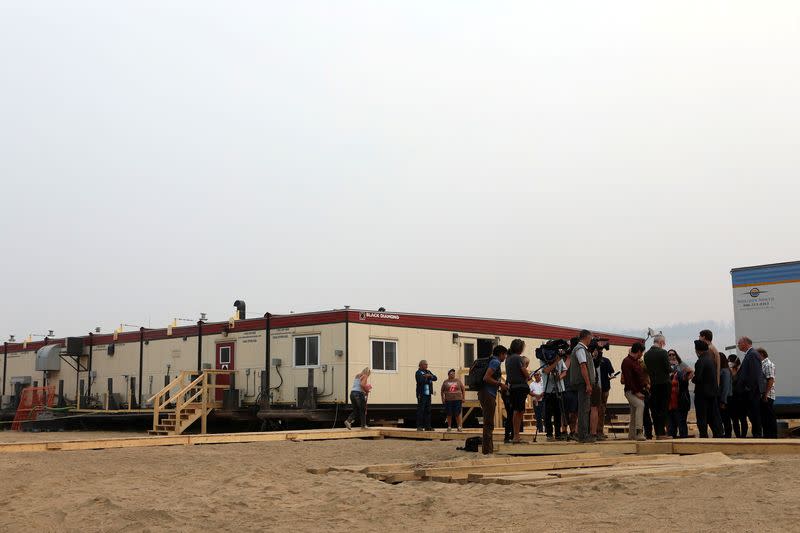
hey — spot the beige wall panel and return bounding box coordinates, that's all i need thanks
[345,325,634,406]
[267,323,347,404]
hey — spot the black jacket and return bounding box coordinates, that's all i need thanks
[693,353,719,398]
[736,347,766,394]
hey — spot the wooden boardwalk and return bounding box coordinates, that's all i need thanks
[1,427,798,455]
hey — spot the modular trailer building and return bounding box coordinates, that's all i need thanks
[731,260,800,407]
[1,308,642,426]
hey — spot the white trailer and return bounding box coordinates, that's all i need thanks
[731,260,800,406]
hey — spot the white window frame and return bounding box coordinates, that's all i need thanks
[218,346,231,365]
[371,339,398,373]
[293,335,321,368]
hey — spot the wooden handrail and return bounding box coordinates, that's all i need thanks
[159,373,205,411]
[147,370,193,404]
[151,369,237,435]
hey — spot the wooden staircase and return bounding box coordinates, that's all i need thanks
[147,370,233,436]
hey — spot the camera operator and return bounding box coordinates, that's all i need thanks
[567,330,596,443]
[542,352,568,441]
[590,346,603,439]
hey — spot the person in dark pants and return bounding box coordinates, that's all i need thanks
[644,334,671,440]
[415,360,437,431]
[728,354,749,437]
[719,352,733,438]
[542,355,567,441]
[479,345,508,454]
[758,348,778,439]
[344,368,371,430]
[667,351,692,438]
[567,330,596,443]
[693,340,723,438]
[597,354,615,439]
[736,337,766,438]
[502,389,514,443]
[505,339,530,444]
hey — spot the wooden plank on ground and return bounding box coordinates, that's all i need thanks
[415,453,610,477]
[289,430,382,441]
[189,433,288,445]
[673,438,800,455]
[496,441,638,455]
[320,452,603,476]
[464,454,674,483]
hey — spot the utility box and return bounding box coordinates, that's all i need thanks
[35,345,62,371]
[66,337,84,357]
[222,389,241,410]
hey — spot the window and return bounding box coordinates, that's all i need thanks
[464,343,475,367]
[219,347,231,365]
[294,335,320,367]
[371,340,397,372]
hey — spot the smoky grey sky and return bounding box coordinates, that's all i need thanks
[1,1,798,342]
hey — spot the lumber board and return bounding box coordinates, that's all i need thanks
[497,442,638,455]
[463,455,673,482]
[415,454,613,477]
[351,452,603,476]
[189,433,288,445]
[477,457,766,486]
[289,430,382,441]
[673,439,800,455]
[511,464,739,486]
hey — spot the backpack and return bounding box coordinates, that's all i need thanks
[466,357,492,391]
[459,436,482,452]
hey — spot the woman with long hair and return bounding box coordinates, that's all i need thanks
[344,367,371,430]
[667,350,691,438]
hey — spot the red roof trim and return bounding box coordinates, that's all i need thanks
[1,309,640,354]
[346,311,641,346]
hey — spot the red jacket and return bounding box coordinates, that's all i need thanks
[621,355,647,395]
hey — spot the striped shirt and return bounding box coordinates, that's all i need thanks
[762,358,776,400]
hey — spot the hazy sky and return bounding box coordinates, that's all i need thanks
[1,2,798,343]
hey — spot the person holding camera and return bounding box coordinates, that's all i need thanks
[415,360,438,431]
[567,330,596,443]
[542,352,568,441]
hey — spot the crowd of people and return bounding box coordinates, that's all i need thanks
[344,329,779,455]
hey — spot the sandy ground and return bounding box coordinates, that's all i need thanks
[0,432,798,532]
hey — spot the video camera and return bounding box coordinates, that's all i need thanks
[588,337,611,355]
[535,339,570,364]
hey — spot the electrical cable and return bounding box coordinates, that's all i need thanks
[270,365,283,391]
[331,401,339,429]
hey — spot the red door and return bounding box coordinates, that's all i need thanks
[215,343,235,401]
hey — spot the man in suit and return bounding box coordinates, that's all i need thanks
[644,335,671,439]
[736,336,766,438]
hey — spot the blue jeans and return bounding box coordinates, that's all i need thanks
[417,394,432,429]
